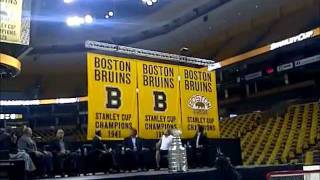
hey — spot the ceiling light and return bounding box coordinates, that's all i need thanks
[66,16,84,26]
[146,1,153,6]
[64,0,74,3]
[108,11,114,17]
[84,14,93,24]
[142,0,155,6]
[105,11,114,19]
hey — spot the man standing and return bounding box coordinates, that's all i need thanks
[123,128,145,171]
[17,127,53,177]
[155,129,173,170]
[192,125,208,168]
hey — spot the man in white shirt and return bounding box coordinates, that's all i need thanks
[155,129,173,170]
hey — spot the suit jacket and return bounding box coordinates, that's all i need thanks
[50,138,66,154]
[9,142,18,154]
[17,135,37,153]
[193,132,208,148]
[123,136,143,152]
[0,132,11,151]
[91,136,106,152]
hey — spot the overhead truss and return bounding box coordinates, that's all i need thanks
[85,40,215,66]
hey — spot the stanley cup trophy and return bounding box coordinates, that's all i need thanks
[168,129,188,172]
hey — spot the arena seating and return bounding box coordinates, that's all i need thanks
[303,142,320,165]
[220,112,260,138]
[220,101,320,165]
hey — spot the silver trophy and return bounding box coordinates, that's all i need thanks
[168,129,188,172]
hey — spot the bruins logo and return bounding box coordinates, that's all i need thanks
[188,95,211,113]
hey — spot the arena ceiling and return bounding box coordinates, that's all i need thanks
[1,0,320,99]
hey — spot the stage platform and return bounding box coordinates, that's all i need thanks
[39,164,304,180]
[41,168,215,180]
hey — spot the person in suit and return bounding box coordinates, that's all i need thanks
[215,150,241,180]
[17,127,53,177]
[51,129,68,175]
[192,125,208,167]
[0,128,11,152]
[51,129,79,176]
[123,128,145,171]
[90,129,113,172]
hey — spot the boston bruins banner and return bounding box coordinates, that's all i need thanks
[0,0,31,45]
[137,61,181,139]
[87,53,219,140]
[179,67,220,138]
[87,53,138,140]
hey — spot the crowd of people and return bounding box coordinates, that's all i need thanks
[0,127,78,177]
[0,125,240,179]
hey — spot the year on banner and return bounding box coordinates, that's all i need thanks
[87,53,138,140]
[179,67,220,138]
[137,61,181,139]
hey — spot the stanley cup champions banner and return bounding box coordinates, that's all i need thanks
[179,67,220,138]
[87,53,138,140]
[0,0,31,45]
[87,53,219,140]
[137,61,181,139]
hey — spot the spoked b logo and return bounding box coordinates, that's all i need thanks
[153,91,167,112]
[106,87,121,109]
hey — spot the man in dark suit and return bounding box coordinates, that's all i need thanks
[90,129,113,172]
[192,125,208,167]
[0,128,11,152]
[123,128,145,171]
[51,129,79,176]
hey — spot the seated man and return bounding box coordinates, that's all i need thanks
[155,129,173,170]
[8,130,36,173]
[0,128,11,156]
[90,130,114,173]
[123,128,146,171]
[0,128,11,160]
[17,127,53,177]
[0,128,35,179]
[192,125,208,167]
[51,129,79,176]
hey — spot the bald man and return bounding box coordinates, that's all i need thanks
[18,127,53,177]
